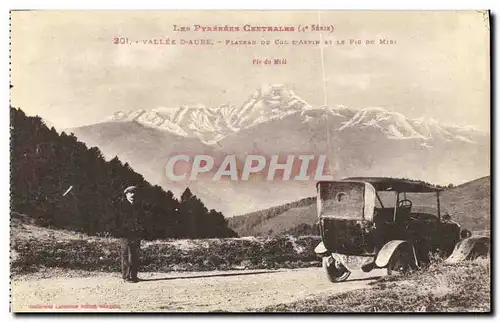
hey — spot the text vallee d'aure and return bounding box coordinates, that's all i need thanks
[165,154,334,181]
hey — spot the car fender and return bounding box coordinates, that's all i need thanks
[375,240,418,268]
[445,236,490,264]
[314,241,328,255]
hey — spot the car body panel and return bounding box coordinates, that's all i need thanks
[314,241,327,254]
[374,240,418,268]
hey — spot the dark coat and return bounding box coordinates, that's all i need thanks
[117,199,145,239]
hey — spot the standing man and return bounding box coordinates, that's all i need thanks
[120,185,143,283]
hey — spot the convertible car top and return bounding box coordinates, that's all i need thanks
[317,177,443,193]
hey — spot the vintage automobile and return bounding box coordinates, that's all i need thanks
[314,177,490,282]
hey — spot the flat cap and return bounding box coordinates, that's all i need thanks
[123,186,137,194]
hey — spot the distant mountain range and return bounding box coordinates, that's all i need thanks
[70,84,490,216]
[107,84,312,144]
[106,84,485,145]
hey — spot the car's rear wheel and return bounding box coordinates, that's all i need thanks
[323,256,351,282]
[387,251,413,276]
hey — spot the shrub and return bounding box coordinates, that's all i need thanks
[11,236,322,274]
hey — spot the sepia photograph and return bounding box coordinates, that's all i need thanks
[9,10,491,313]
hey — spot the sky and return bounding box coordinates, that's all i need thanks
[10,10,490,131]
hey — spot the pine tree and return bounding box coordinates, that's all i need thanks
[10,107,238,240]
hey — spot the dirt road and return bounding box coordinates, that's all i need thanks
[12,268,386,312]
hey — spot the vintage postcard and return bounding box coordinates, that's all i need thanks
[9,10,491,313]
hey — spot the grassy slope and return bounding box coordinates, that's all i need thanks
[251,204,318,236]
[227,197,316,236]
[259,258,491,312]
[11,213,321,275]
[233,176,490,236]
[11,213,89,242]
[439,176,490,230]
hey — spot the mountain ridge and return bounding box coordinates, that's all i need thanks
[103,84,487,146]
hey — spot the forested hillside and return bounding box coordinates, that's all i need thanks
[228,197,316,236]
[10,107,237,240]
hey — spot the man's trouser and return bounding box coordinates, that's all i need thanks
[120,238,140,280]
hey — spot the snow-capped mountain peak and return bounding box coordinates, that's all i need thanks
[105,85,485,145]
[108,84,311,143]
[338,107,426,140]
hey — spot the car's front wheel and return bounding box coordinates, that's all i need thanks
[386,250,413,276]
[323,256,351,282]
